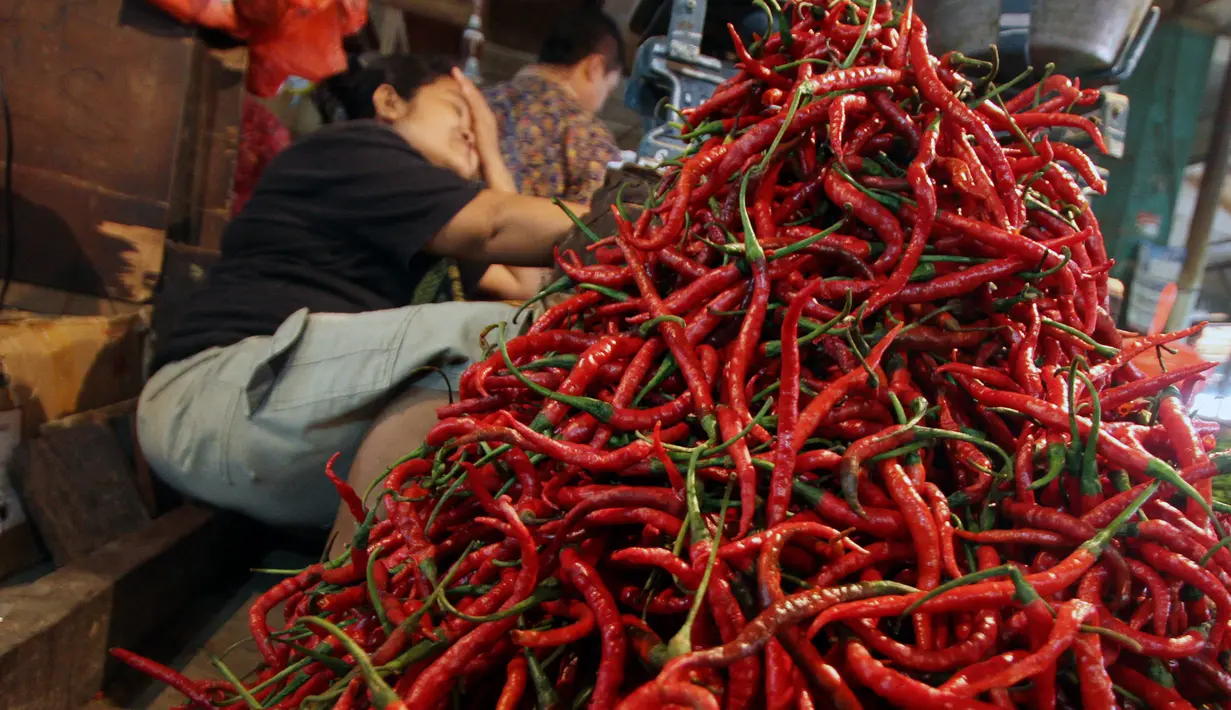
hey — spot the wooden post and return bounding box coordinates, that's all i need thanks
[1167,55,1231,332]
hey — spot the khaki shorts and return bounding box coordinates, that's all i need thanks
[137,301,524,527]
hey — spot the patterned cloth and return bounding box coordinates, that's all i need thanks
[483,67,621,204]
[232,96,292,217]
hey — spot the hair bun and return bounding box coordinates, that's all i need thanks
[321,53,383,121]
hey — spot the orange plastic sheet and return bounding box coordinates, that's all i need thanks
[144,0,367,96]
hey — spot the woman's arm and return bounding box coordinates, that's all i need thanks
[474,265,552,301]
[427,190,585,266]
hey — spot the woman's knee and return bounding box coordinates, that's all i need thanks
[349,386,453,491]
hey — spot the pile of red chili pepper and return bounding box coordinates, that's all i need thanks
[113,2,1231,708]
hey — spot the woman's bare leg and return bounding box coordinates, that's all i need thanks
[326,386,452,557]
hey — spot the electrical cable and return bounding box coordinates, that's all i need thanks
[0,71,12,309]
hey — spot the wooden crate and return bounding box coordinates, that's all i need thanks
[0,0,244,301]
[0,506,265,710]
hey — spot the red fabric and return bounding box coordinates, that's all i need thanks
[232,97,292,217]
[144,0,366,96]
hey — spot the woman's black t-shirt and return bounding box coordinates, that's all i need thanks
[153,120,480,372]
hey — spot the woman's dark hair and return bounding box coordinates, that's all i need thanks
[319,53,459,122]
[538,8,627,74]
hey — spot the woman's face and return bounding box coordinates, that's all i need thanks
[374,78,480,179]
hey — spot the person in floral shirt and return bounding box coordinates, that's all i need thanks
[483,8,625,207]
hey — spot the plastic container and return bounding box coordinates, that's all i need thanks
[1029,0,1153,75]
[913,0,1001,58]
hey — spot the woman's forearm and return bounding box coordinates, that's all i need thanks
[479,143,518,194]
[485,195,584,264]
[432,192,589,267]
[476,266,551,301]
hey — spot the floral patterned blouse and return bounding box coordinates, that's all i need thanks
[483,67,621,204]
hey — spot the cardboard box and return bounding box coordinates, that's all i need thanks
[0,312,149,579]
[0,311,150,437]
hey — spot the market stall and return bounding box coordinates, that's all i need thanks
[5,1,1231,709]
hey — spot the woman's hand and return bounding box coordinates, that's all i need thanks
[453,68,499,154]
[452,68,516,192]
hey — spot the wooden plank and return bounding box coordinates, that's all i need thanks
[13,422,151,564]
[0,0,244,297]
[37,398,160,517]
[0,0,194,200]
[0,505,229,710]
[9,166,169,303]
[167,44,245,249]
[39,399,138,435]
[0,281,144,318]
[147,592,266,710]
[0,311,150,437]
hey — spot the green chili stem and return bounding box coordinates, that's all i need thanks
[209,656,263,709]
[667,480,733,659]
[842,0,878,69]
[301,617,401,709]
[1043,318,1119,358]
[367,545,393,634]
[579,283,630,301]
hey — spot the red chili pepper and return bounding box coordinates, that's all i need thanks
[635,143,731,250]
[881,458,941,649]
[561,546,625,710]
[871,90,921,149]
[493,655,528,710]
[249,564,323,666]
[109,649,217,709]
[845,640,1001,710]
[795,323,903,447]
[866,114,938,312]
[616,210,716,430]
[763,638,796,710]
[1110,665,1199,710]
[1007,112,1110,154]
[1158,389,1214,527]
[1051,142,1107,194]
[909,22,1023,228]
[717,406,759,538]
[728,23,792,90]
[619,680,722,710]
[808,483,1154,638]
[1099,361,1218,411]
[845,113,887,156]
[323,453,367,523]
[509,600,595,648]
[829,94,869,159]
[527,290,605,335]
[683,79,756,128]
[406,500,538,707]
[690,540,761,710]
[849,545,1000,672]
[767,276,832,527]
[824,168,904,274]
[1141,541,1231,649]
